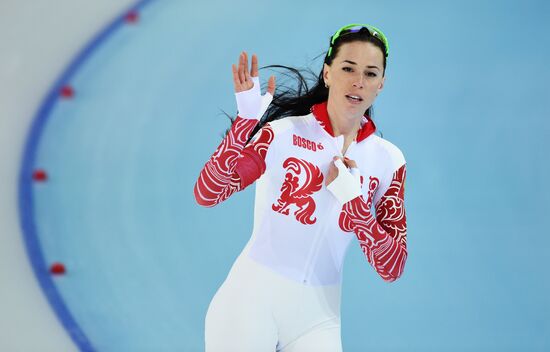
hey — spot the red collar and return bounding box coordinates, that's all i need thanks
[310,101,376,142]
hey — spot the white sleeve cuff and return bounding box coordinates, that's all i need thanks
[234,77,272,120]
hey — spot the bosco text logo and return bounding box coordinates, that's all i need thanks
[293,134,323,152]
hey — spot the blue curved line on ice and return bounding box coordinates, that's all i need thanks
[18,1,154,350]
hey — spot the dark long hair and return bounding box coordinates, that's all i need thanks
[226,28,388,140]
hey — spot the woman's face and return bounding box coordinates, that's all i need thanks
[323,41,386,119]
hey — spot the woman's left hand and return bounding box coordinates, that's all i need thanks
[325,156,362,204]
[325,156,357,186]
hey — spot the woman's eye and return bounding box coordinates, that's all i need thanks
[342,67,353,72]
[366,72,377,77]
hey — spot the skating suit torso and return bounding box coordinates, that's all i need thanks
[195,101,407,286]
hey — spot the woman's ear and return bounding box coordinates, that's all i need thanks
[323,63,330,85]
[377,76,386,94]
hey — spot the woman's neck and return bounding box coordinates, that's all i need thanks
[326,101,362,139]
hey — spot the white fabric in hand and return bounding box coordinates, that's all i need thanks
[326,159,362,205]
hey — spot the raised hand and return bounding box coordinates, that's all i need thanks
[232,52,275,94]
[232,51,276,120]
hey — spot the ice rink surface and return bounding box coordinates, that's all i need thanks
[1,0,549,351]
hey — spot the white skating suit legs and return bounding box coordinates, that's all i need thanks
[205,243,343,352]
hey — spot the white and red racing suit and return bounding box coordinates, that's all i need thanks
[195,100,407,351]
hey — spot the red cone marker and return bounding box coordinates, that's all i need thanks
[125,10,139,23]
[60,85,74,99]
[33,169,48,182]
[50,262,66,275]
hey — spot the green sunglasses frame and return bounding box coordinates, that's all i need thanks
[327,23,389,59]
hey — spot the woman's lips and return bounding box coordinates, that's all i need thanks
[345,94,363,104]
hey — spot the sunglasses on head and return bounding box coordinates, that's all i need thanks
[327,24,389,59]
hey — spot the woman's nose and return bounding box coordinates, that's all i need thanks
[352,75,364,89]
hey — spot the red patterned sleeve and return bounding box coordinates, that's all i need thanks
[194,117,274,207]
[339,164,407,282]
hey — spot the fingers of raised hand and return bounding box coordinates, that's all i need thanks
[243,52,251,81]
[251,54,258,77]
[239,52,247,83]
[232,64,240,92]
[233,52,254,92]
[232,52,274,94]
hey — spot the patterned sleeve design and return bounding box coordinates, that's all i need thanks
[194,117,274,207]
[339,164,407,282]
